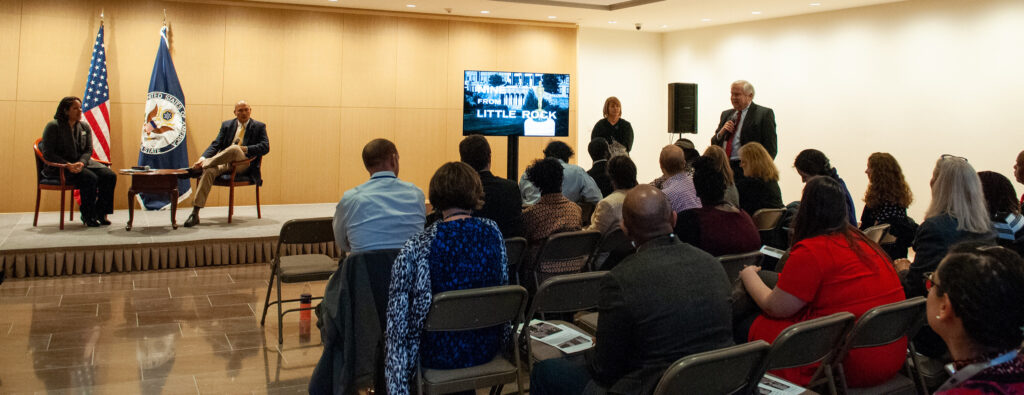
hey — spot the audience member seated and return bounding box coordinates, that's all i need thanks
[585,155,638,235]
[530,185,733,395]
[586,138,614,197]
[654,144,701,213]
[736,142,784,215]
[675,156,761,257]
[459,135,523,238]
[926,243,1024,395]
[794,149,857,226]
[737,176,906,388]
[651,139,700,188]
[977,171,1024,256]
[521,158,583,276]
[860,152,917,259]
[520,141,602,205]
[333,139,425,253]
[1016,150,1024,211]
[384,162,508,395]
[703,145,740,207]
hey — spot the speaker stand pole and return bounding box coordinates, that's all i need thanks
[507,135,519,181]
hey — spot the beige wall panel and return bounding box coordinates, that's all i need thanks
[223,7,343,107]
[103,1,226,106]
[395,17,448,109]
[446,21,500,109]
[17,0,95,102]
[394,109,446,193]
[275,107,343,204]
[0,101,18,211]
[338,108,395,195]
[0,0,21,100]
[12,102,55,212]
[342,14,397,108]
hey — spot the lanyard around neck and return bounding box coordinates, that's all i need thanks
[937,348,1019,392]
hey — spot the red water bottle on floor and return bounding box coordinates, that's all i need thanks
[299,284,312,341]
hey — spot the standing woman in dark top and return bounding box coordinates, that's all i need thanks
[794,149,857,226]
[591,96,633,156]
[861,152,916,258]
[735,142,783,215]
[385,162,508,395]
[40,96,116,227]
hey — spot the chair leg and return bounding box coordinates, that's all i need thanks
[256,184,262,219]
[59,188,66,230]
[228,185,235,224]
[260,264,277,326]
[69,191,75,221]
[277,274,284,344]
[34,188,41,227]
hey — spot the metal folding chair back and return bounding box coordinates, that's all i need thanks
[717,251,763,283]
[828,297,926,394]
[588,228,634,271]
[748,312,856,394]
[504,237,528,284]
[519,272,607,369]
[751,208,786,231]
[653,340,771,395]
[862,223,891,244]
[417,285,528,395]
[531,230,602,289]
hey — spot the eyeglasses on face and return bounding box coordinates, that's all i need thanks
[925,271,938,292]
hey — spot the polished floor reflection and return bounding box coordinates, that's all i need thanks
[0,264,325,394]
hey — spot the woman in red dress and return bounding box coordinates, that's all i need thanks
[738,176,906,388]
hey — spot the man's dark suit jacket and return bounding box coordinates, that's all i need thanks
[475,171,523,238]
[587,160,614,198]
[40,120,105,178]
[202,119,270,182]
[586,236,734,395]
[710,102,777,159]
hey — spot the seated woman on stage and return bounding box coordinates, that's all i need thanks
[735,142,783,215]
[674,156,760,257]
[927,243,1024,395]
[794,149,857,226]
[977,171,1024,256]
[40,96,116,227]
[738,176,906,388]
[384,162,508,395]
[860,152,916,258]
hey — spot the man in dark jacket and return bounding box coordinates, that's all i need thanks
[459,135,523,238]
[587,138,613,197]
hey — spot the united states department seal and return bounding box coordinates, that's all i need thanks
[140,91,186,155]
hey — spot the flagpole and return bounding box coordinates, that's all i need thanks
[100,8,104,26]
[163,9,167,27]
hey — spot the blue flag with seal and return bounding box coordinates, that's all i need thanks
[138,26,191,210]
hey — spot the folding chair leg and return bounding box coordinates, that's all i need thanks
[260,266,277,326]
[34,188,41,227]
[277,274,284,344]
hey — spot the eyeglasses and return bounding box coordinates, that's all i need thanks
[941,154,968,162]
[924,272,939,292]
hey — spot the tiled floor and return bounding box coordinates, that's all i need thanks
[0,264,326,394]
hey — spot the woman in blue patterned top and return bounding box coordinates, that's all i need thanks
[385,161,509,395]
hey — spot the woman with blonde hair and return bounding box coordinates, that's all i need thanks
[895,155,995,299]
[590,96,633,155]
[861,152,916,258]
[736,142,783,215]
[703,145,740,207]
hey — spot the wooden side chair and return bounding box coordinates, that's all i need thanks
[212,156,263,223]
[32,138,110,230]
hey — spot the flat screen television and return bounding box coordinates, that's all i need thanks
[463,70,570,137]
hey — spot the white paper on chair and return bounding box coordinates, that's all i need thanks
[526,319,594,354]
[757,373,808,395]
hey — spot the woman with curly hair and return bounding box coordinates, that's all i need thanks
[861,153,916,258]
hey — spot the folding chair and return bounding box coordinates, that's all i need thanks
[751,208,786,231]
[717,250,763,283]
[825,297,926,395]
[862,223,892,244]
[528,230,602,292]
[504,237,528,285]
[518,272,608,369]
[417,285,528,395]
[586,228,635,271]
[747,312,857,395]
[653,340,772,395]
[260,217,339,344]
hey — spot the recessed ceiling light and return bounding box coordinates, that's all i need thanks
[660,25,668,28]
[328,0,338,2]
[480,10,489,14]
[406,4,416,7]
[809,2,821,5]
[751,11,762,15]
[608,20,617,24]
[548,16,557,19]
[701,18,711,22]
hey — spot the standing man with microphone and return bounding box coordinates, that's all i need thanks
[710,80,777,179]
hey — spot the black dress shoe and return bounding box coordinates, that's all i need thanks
[98,217,112,226]
[177,168,203,179]
[82,217,101,227]
[183,213,200,228]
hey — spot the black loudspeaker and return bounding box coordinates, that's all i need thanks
[668,83,697,134]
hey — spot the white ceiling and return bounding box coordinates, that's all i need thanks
[242,0,904,31]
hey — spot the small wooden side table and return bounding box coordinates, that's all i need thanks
[118,169,188,231]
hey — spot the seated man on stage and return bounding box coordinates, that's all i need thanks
[333,138,426,253]
[184,100,269,227]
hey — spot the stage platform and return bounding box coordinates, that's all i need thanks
[0,203,341,279]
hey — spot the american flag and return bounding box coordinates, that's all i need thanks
[81,25,111,163]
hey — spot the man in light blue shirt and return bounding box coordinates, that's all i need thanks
[520,141,603,205]
[333,139,425,253]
